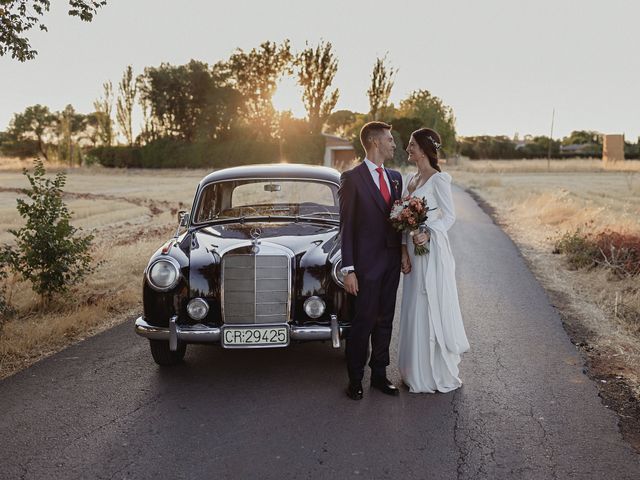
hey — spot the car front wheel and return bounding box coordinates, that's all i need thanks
[149,339,187,366]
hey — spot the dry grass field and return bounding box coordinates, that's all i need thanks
[0,163,207,378]
[447,158,640,440]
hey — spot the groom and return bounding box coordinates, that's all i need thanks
[339,121,403,400]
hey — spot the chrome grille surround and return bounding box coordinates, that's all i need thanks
[221,242,292,325]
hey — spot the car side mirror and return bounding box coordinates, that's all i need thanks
[178,211,190,227]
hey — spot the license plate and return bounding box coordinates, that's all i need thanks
[222,325,289,348]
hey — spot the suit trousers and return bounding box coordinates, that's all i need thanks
[345,252,401,382]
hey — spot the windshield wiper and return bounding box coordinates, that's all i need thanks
[191,214,339,229]
[298,211,338,218]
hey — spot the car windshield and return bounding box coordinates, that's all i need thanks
[194,179,339,224]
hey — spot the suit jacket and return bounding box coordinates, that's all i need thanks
[338,161,403,279]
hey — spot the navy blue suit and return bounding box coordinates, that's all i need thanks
[339,161,403,382]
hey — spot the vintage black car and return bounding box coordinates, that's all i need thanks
[135,164,353,365]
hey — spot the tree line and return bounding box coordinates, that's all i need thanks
[2,4,636,165]
[0,39,458,168]
[6,33,633,165]
[458,131,640,160]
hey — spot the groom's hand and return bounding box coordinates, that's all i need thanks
[344,272,359,296]
[401,253,411,274]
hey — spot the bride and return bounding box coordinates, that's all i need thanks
[398,128,470,393]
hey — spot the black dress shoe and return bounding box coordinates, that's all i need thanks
[371,376,400,396]
[346,381,364,400]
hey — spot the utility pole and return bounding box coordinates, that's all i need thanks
[547,108,555,171]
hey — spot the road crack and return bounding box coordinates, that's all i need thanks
[452,389,466,480]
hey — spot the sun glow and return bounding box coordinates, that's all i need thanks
[272,76,306,118]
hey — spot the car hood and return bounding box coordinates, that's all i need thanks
[187,222,340,301]
[193,222,339,256]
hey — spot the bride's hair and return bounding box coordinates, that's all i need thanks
[412,128,442,172]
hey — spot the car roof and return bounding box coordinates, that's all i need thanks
[199,164,341,187]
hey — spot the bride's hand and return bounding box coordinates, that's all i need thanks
[413,232,429,246]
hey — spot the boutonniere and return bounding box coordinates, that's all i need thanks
[391,179,400,195]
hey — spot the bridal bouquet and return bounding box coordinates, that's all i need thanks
[389,196,430,255]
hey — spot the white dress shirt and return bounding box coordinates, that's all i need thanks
[363,157,391,193]
[341,158,391,275]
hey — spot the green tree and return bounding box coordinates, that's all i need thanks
[56,104,87,165]
[137,80,157,145]
[116,65,137,146]
[325,109,356,138]
[7,104,56,160]
[82,111,102,147]
[458,135,516,159]
[561,130,602,145]
[0,1,107,61]
[397,90,457,153]
[368,54,396,121]
[296,40,340,135]
[217,40,293,139]
[138,60,244,142]
[3,159,95,306]
[391,117,422,150]
[518,136,560,158]
[93,81,114,146]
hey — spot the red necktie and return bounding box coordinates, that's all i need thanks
[376,167,391,205]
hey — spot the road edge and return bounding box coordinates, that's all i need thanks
[464,186,640,453]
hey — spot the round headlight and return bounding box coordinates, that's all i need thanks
[187,298,209,320]
[304,296,326,319]
[148,259,180,291]
[331,259,345,287]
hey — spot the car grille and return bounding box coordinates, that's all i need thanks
[222,254,289,324]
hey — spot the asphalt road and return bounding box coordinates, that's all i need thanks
[1,187,638,479]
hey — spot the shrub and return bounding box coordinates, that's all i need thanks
[554,228,640,277]
[86,145,143,168]
[553,229,600,270]
[281,133,326,165]
[3,160,95,305]
[0,250,14,323]
[593,230,640,278]
[89,135,326,169]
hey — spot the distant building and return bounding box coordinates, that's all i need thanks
[603,134,625,163]
[323,134,357,171]
[560,143,599,156]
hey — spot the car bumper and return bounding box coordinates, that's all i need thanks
[135,315,348,350]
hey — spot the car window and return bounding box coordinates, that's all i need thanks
[195,179,338,223]
[232,181,334,207]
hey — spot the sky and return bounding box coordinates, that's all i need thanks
[1,0,639,140]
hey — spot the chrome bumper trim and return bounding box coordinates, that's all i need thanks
[330,314,340,348]
[134,316,347,345]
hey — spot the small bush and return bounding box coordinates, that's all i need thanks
[553,229,600,270]
[554,228,640,277]
[87,145,143,168]
[594,230,640,277]
[0,251,15,323]
[3,160,96,305]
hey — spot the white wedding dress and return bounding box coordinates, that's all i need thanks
[398,172,470,393]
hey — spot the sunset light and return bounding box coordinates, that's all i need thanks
[272,75,306,118]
